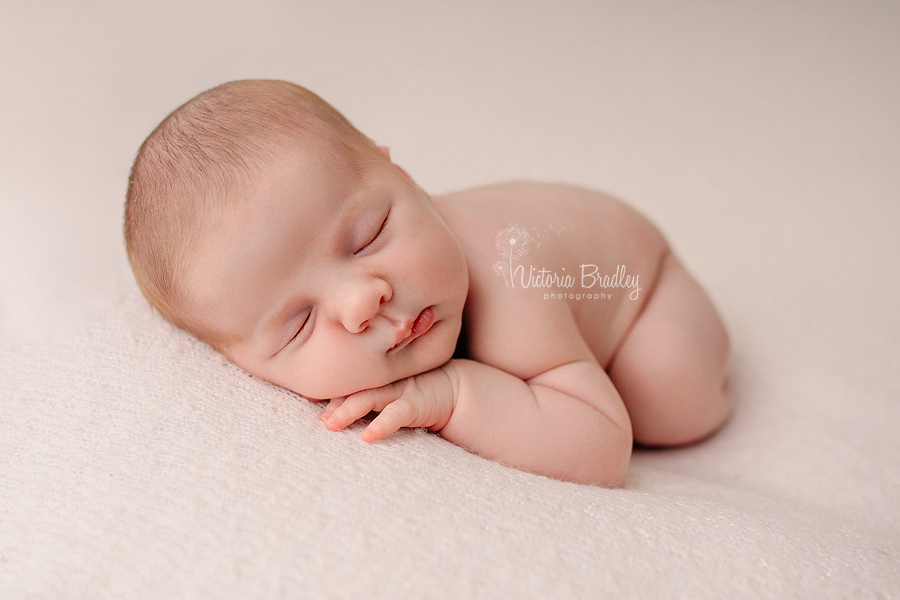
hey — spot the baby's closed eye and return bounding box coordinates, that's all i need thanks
[272,308,312,356]
[354,209,390,255]
[285,310,311,346]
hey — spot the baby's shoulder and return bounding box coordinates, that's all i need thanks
[432,181,666,375]
[434,181,670,376]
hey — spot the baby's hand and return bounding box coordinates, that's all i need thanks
[320,366,457,443]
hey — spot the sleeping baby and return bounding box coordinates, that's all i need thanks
[124,80,732,487]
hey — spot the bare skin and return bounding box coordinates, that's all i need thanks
[431,182,732,449]
[190,144,732,487]
[320,182,732,486]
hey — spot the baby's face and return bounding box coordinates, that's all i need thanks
[189,143,468,399]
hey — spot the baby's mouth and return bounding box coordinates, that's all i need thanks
[389,307,435,352]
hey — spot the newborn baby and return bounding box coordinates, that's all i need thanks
[125,80,731,487]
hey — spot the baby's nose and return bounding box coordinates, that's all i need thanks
[340,277,392,333]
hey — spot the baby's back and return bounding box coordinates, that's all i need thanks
[432,182,669,371]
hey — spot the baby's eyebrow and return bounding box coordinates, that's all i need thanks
[337,188,376,223]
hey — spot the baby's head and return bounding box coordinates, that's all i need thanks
[125,80,468,399]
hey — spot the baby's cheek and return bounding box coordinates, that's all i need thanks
[415,323,459,373]
[297,360,391,401]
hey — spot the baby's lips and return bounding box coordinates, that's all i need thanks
[389,306,435,352]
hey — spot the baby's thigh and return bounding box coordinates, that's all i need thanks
[607,253,731,446]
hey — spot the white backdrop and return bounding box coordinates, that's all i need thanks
[2,1,898,597]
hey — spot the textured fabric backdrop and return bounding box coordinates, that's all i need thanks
[2,1,898,598]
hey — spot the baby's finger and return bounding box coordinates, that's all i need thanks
[319,397,345,422]
[349,382,406,412]
[361,398,418,443]
[323,391,382,430]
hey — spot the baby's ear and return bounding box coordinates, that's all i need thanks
[378,145,413,181]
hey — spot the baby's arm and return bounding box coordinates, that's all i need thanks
[322,358,632,487]
[445,358,632,486]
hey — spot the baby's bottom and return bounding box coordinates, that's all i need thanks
[607,253,732,447]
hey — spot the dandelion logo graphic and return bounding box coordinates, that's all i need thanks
[494,224,533,287]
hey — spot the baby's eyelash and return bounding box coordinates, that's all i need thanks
[286,311,311,347]
[354,210,390,255]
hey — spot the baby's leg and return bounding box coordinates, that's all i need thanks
[607,253,732,446]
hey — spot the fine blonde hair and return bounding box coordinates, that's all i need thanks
[124,80,376,348]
